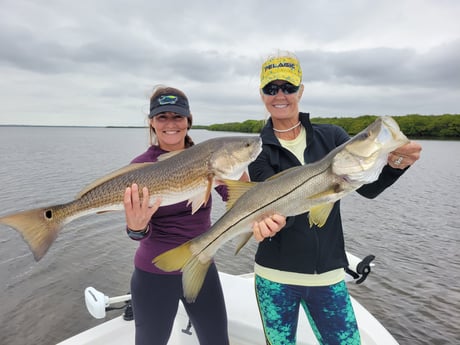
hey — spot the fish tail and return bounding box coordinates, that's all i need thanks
[153,242,212,302]
[153,242,193,272]
[0,208,63,261]
[182,257,212,303]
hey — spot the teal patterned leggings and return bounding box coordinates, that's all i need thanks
[255,275,361,345]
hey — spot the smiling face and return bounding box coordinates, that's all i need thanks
[150,112,189,151]
[260,80,304,127]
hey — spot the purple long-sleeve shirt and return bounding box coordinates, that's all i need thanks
[129,145,228,274]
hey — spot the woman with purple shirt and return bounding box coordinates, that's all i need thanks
[123,85,285,345]
[123,85,232,345]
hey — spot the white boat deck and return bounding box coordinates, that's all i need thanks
[58,272,398,345]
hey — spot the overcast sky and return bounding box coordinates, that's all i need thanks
[0,0,459,126]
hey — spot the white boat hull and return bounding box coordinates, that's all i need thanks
[58,272,398,345]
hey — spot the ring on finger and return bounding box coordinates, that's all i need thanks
[394,156,403,165]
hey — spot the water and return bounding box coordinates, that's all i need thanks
[0,127,458,345]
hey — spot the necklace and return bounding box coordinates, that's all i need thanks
[273,121,301,133]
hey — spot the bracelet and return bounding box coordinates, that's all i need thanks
[126,224,150,240]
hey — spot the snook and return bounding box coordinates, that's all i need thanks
[0,136,262,261]
[153,116,410,302]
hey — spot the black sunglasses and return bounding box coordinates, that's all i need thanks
[262,82,300,96]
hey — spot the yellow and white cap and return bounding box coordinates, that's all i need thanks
[260,56,302,88]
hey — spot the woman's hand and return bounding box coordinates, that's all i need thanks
[124,183,161,231]
[252,214,286,242]
[388,141,422,169]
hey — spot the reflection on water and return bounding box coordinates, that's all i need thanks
[0,127,458,345]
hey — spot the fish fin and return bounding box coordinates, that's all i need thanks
[308,203,335,228]
[0,206,65,261]
[204,174,213,206]
[187,194,205,215]
[234,232,253,255]
[182,257,212,303]
[222,179,257,210]
[186,175,213,214]
[156,150,184,161]
[76,163,154,198]
[153,242,193,272]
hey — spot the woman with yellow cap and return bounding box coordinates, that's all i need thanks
[248,51,422,344]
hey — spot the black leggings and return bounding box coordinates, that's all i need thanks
[130,264,229,345]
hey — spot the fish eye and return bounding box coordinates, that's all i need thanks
[44,210,53,219]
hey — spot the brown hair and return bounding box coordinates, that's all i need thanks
[148,85,194,148]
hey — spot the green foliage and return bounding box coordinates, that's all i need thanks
[391,114,460,138]
[310,115,378,135]
[193,114,460,139]
[207,119,265,133]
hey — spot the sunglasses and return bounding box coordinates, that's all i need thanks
[262,82,300,96]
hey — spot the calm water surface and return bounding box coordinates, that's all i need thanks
[0,127,458,345]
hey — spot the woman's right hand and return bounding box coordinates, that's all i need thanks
[252,213,286,242]
[124,183,161,231]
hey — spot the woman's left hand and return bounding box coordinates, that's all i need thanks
[252,214,286,242]
[388,141,422,169]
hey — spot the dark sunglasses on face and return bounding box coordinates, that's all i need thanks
[262,82,300,96]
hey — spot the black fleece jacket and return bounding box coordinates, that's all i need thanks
[248,112,406,274]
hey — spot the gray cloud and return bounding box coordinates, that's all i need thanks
[0,0,458,126]
[297,40,460,88]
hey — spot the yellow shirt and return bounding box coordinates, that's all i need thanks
[277,126,307,164]
[254,263,345,286]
